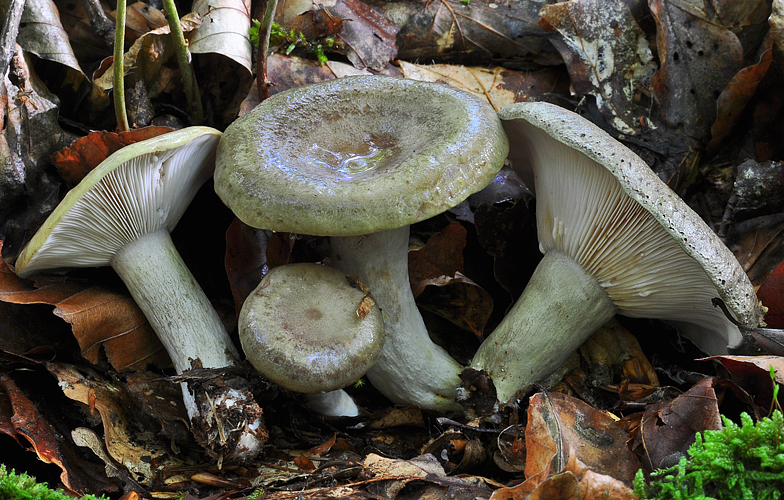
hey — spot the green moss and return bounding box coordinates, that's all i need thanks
[634,410,784,500]
[0,464,107,500]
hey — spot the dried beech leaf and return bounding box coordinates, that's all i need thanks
[626,376,722,471]
[649,0,744,140]
[540,0,656,134]
[51,126,174,187]
[399,61,568,110]
[18,0,83,73]
[525,391,639,486]
[0,266,168,372]
[46,363,181,486]
[190,0,252,71]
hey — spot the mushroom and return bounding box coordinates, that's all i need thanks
[215,75,509,413]
[13,127,266,459]
[239,262,385,417]
[469,102,762,404]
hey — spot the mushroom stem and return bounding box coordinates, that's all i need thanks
[330,226,464,413]
[304,391,360,418]
[111,228,237,373]
[110,227,264,457]
[470,250,616,403]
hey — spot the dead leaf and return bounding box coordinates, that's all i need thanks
[649,0,744,141]
[121,2,168,42]
[51,126,175,187]
[409,222,467,298]
[18,0,84,74]
[727,212,784,286]
[0,264,169,372]
[399,61,569,111]
[539,0,656,135]
[380,0,561,64]
[701,355,784,411]
[0,373,92,495]
[330,0,399,71]
[525,391,639,487]
[625,376,722,471]
[46,363,184,487]
[224,218,270,313]
[708,45,773,152]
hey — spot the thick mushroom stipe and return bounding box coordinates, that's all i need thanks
[215,76,509,412]
[14,128,267,460]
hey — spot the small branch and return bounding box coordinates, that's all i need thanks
[113,0,130,132]
[161,0,203,123]
[78,0,115,49]
[256,0,279,102]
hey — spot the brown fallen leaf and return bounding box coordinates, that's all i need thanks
[625,376,722,472]
[398,62,569,111]
[51,126,174,187]
[708,44,773,153]
[0,246,168,372]
[524,391,639,487]
[701,355,784,412]
[0,373,98,496]
[539,0,656,135]
[727,212,784,286]
[330,0,399,71]
[379,0,561,65]
[649,0,744,141]
[409,222,467,298]
[224,218,270,315]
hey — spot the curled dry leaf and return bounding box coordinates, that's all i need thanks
[539,0,656,135]
[330,0,399,71]
[46,363,184,487]
[701,355,784,411]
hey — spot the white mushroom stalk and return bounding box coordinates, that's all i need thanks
[330,226,464,412]
[14,128,266,460]
[471,102,762,404]
[214,75,509,413]
[239,263,385,417]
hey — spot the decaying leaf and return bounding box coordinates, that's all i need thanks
[0,373,100,496]
[330,0,398,71]
[649,0,744,141]
[491,391,637,499]
[46,363,186,487]
[51,126,174,187]
[378,0,560,65]
[625,376,722,472]
[540,0,656,135]
[399,61,569,110]
[18,0,84,74]
[701,355,784,411]
[0,263,169,372]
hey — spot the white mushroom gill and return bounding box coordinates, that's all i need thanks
[529,124,742,354]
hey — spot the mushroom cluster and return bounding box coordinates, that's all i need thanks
[14,128,266,460]
[215,75,509,413]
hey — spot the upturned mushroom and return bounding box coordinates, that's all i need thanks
[469,102,762,404]
[14,128,266,459]
[215,75,509,413]
[239,262,385,417]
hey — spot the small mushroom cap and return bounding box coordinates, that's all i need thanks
[239,263,385,393]
[215,75,509,236]
[498,102,761,352]
[15,127,221,277]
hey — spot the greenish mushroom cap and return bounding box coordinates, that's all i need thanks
[214,75,509,236]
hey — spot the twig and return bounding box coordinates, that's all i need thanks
[257,0,279,102]
[113,0,130,132]
[161,0,203,123]
[78,0,115,49]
